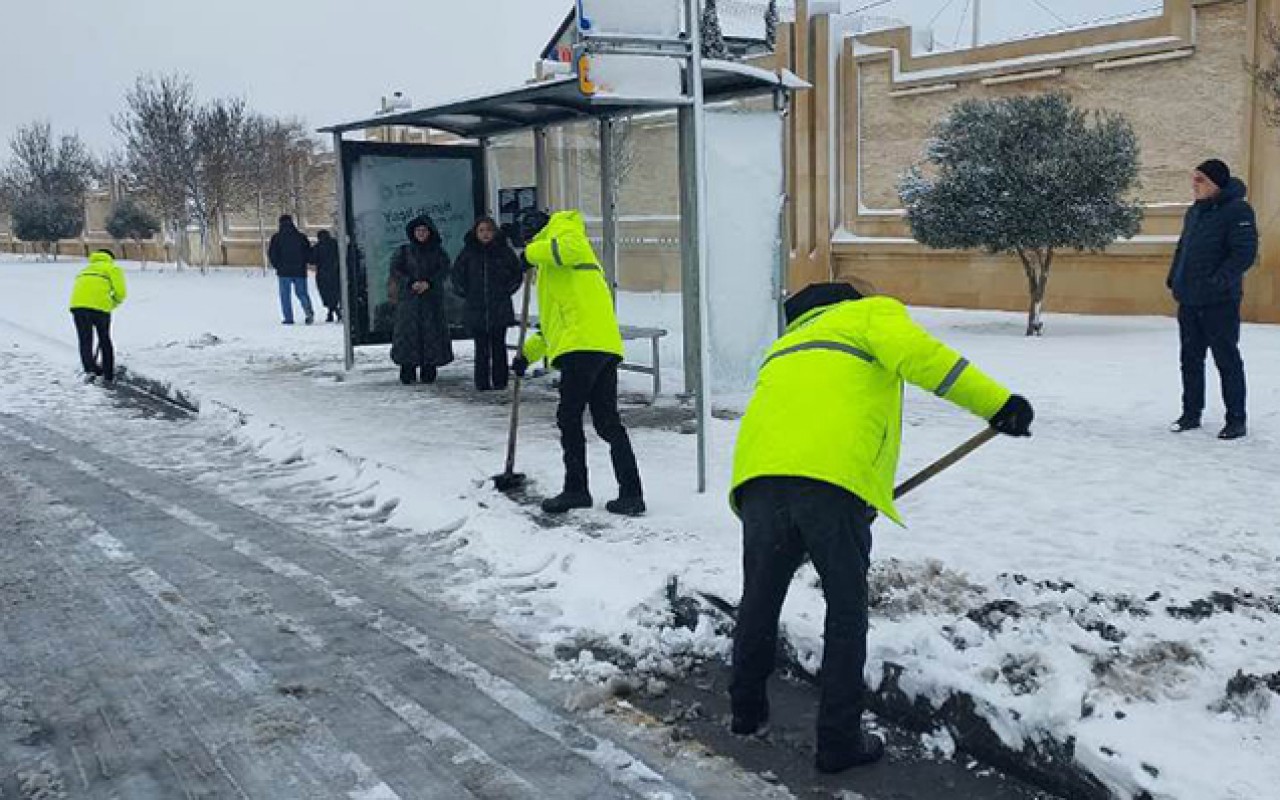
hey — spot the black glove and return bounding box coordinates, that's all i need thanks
[512,355,529,377]
[990,394,1034,437]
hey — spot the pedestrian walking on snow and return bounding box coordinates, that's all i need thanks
[728,281,1034,774]
[390,215,454,385]
[312,229,342,322]
[511,209,645,516]
[452,216,523,391]
[1167,159,1257,440]
[69,249,127,383]
[268,214,315,325]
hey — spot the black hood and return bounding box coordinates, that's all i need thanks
[1217,177,1248,205]
[316,229,332,242]
[784,282,864,326]
[277,216,298,233]
[404,214,441,247]
[463,216,508,249]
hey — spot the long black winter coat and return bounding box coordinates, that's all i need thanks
[268,220,312,278]
[451,223,523,332]
[312,232,341,308]
[390,215,454,368]
[1167,178,1258,308]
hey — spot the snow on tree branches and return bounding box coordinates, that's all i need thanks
[702,0,730,59]
[899,92,1143,336]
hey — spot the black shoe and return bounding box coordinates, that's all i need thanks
[420,366,437,384]
[304,314,314,325]
[815,732,886,774]
[325,310,335,323]
[399,366,416,385]
[1169,416,1201,433]
[282,320,295,325]
[605,496,646,516]
[1218,421,1247,440]
[541,491,593,514]
[731,697,769,736]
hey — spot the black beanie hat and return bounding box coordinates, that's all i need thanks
[1196,159,1230,190]
[784,282,864,325]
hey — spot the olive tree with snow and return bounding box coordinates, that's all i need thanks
[899,93,1143,336]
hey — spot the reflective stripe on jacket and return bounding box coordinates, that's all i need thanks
[731,296,1010,525]
[521,210,623,365]
[69,252,127,313]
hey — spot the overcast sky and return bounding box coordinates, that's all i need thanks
[0,0,1160,155]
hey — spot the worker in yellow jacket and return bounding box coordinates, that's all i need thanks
[511,209,644,516]
[68,249,128,383]
[729,281,1033,774]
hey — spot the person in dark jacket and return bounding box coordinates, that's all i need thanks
[311,229,342,322]
[452,216,523,391]
[390,215,454,384]
[1166,159,1258,440]
[268,214,315,325]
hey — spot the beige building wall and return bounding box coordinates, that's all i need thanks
[778,0,1280,323]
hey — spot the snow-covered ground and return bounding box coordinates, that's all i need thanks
[2,256,1277,800]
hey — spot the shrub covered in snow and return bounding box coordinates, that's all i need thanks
[899,93,1143,336]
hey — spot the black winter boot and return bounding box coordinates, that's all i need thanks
[420,365,437,384]
[399,366,416,385]
[541,491,593,514]
[1170,415,1201,433]
[815,732,886,774]
[605,496,646,516]
[1218,421,1247,440]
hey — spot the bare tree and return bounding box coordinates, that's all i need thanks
[115,74,199,267]
[242,115,322,270]
[1250,17,1280,132]
[1,121,95,259]
[579,116,640,200]
[193,97,251,269]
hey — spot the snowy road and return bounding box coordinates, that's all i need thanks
[0,380,776,800]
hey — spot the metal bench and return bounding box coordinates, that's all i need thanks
[513,317,668,403]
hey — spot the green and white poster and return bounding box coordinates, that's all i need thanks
[342,142,486,346]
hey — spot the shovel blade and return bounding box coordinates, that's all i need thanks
[492,471,528,493]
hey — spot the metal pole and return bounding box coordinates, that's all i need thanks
[775,88,791,336]
[332,132,354,372]
[600,117,619,300]
[481,137,498,217]
[533,126,551,210]
[686,0,712,494]
[972,0,982,48]
[678,105,699,399]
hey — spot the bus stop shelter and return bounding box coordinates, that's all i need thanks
[320,60,807,491]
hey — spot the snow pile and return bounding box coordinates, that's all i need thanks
[2,257,1278,799]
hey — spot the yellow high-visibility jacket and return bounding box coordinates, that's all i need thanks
[732,296,1010,524]
[69,251,128,313]
[521,210,623,365]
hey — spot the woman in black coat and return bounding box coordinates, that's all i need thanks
[311,229,342,322]
[390,215,454,384]
[451,216,523,390]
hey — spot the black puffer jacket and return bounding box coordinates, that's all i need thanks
[389,215,454,368]
[1167,178,1258,307]
[451,219,523,331]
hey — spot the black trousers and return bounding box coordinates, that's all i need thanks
[1179,302,1246,424]
[555,351,642,498]
[472,327,510,390]
[731,477,873,755]
[71,309,113,380]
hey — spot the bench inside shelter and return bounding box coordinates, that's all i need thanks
[502,316,668,403]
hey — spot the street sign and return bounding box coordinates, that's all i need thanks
[577,0,683,37]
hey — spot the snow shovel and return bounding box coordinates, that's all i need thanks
[493,272,534,493]
[893,426,998,500]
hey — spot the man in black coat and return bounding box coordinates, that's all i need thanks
[268,214,315,325]
[1167,159,1258,440]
